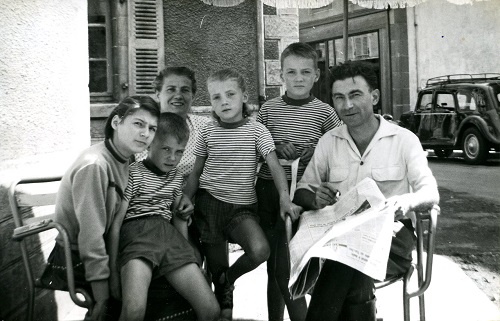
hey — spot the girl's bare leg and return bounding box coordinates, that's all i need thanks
[227,218,270,283]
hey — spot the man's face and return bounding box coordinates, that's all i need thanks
[331,76,379,129]
[281,55,319,100]
[148,135,187,173]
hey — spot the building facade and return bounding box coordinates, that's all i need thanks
[299,0,500,120]
[0,0,298,319]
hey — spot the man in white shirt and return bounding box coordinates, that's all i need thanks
[294,61,439,321]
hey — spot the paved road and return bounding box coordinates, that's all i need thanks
[427,150,500,306]
[428,151,500,203]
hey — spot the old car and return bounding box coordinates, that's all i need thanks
[399,73,500,164]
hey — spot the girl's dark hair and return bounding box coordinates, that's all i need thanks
[153,66,197,95]
[329,61,379,91]
[104,96,160,139]
[207,68,252,122]
[154,112,190,144]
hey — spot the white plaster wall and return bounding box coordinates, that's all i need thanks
[0,0,89,180]
[407,0,500,109]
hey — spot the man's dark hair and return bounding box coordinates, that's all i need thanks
[154,112,190,144]
[280,42,318,69]
[330,61,379,91]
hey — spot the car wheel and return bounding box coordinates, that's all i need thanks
[434,149,453,158]
[462,128,488,164]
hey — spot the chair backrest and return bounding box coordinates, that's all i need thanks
[8,176,94,321]
[9,176,62,238]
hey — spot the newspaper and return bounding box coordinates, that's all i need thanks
[288,177,395,299]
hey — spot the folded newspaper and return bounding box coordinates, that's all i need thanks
[288,177,395,299]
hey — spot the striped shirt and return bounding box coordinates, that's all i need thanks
[194,118,275,205]
[257,94,342,180]
[123,159,184,222]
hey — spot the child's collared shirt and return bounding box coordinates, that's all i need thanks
[124,158,183,222]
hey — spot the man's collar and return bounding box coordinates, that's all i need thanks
[330,115,399,140]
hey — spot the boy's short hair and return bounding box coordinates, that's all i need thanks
[153,112,190,144]
[280,42,318,69]
[330,61,379,91]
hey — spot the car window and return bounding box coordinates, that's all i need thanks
[457,91,476,111]
[418,93,432,112]
[436,93,455,112]
[457,88,486,111]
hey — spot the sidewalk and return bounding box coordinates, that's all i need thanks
[230,251,500,321]
[62,251,500,321]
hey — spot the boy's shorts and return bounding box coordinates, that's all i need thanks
[256,178,289,232]
[119,215,198,278]
[194,188,259,244]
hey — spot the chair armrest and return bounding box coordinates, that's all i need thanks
[12,214,56,241]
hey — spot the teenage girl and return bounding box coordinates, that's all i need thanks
[43,96,159,320]
[183,69,302,320]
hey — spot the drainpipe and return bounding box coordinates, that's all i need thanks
[110,0,129,101]
[257,0,266,107]
[413,7,419,92]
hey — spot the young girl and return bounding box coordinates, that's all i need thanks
[183,69,302,320]
[42,96,159,320]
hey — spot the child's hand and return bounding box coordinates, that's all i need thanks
[279,197,303,222]
[275,141,298,160]
[299,146,315,165]
[175,193,194,221]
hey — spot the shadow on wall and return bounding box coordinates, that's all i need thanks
[0,184,59,321]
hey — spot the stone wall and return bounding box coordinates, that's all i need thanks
[262,5,300,100]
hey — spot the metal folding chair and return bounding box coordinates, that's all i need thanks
[285,205,440,321]
[8,176,93,321]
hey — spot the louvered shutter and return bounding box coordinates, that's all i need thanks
[128,0,165,95]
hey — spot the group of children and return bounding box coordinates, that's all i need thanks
[49,42,341,321]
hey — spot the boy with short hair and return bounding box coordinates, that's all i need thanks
[109,112,219,321]
[256,42,342,321]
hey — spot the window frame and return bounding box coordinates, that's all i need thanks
[88,0,113,102]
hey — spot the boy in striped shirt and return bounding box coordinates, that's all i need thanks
[109,112,219,321]
[256,42,342,321]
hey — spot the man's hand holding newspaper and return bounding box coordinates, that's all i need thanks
[288,177,396,299]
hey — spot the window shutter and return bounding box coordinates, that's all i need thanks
[128,0,164,95]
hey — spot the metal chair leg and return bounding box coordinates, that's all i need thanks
[20,241,35,321]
